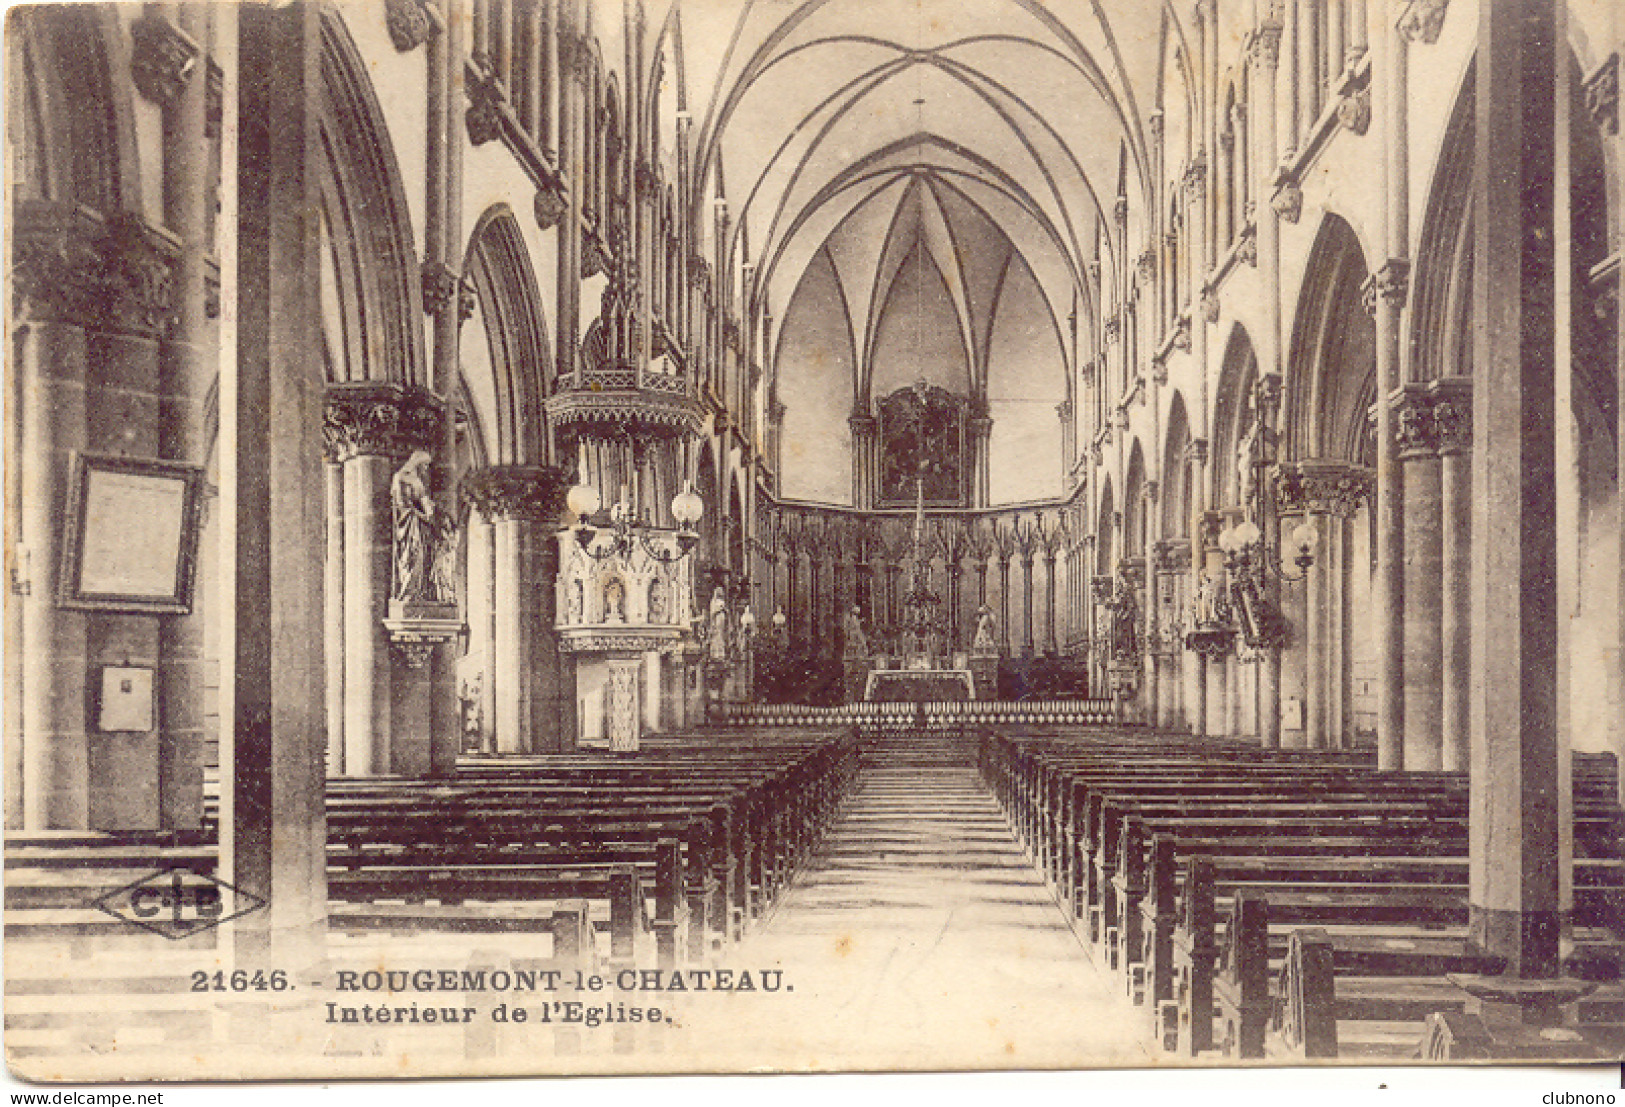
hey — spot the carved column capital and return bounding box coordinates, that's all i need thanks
[1273,460,1374,517]
[1361,258,1411,316]
[11,203,181,338]
[422,260,476,322]
[1390,386,1440,460]
[461,465,570,524]
[1429,378,1473,456]
[1248,21,1283,70]
[131,12,202,109]
[324,383,446,463]
[1184,150,1208,199]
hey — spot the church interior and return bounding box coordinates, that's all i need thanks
[5,0,1625,1075]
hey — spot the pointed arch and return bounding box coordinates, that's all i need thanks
[315,9,425,384]
[1285,212,1376,462]
[1212,324,1259,508]
[464,205,552,466]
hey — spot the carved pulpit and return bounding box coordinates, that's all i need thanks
[555,528,696,751]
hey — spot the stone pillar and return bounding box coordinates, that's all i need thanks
[1394,386,1443,770]
[1043,549,1059,656]
[1252,16,1284,751]
[1434,380,1472,772]
[157,1,213,828]
[324,460,345,776]
[228,0,327,960]
[342,452,391,775]
[849,413,877,510]
[1020,553,1036,657]
[1277,461,1373,751]
[467,512,498,752]
[1303,510,1332,749]
[499,518,533,751]
[463,465,568,754]
[13,319,90,829]
[531,536,569,752]
[999,551,1013,656]
[1371,6,1410,772]
[970,416,993,509]
[325,386,445,777]
[1469,0,1565,976]
[1210,650,1231,739]
[1190,450,1215,738]
[556,14,586,382]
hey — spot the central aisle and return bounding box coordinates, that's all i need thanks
[669,751,1156,1071]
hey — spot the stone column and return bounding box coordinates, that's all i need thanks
[849,413,877,510]
[1043,548,1059,656]
[1277,461,1372,750]
[556,15,586,383]
[1303,508,1333,749]
[228,0,327,960]
[12,316,90,829]
[1252,17,1284,751]
[1021,552,1036,657]
[999,550,1013,656]
[1433,379,1472,772]
[1211,650,1232,739]
[467,512,498,752]
[971,416,993,509]
[326,386,439,777]
[324,459,345,775]
[1469,0,1565,976]
[463,465,568,754]
[157,2,213,828]
[1189,449,1214,737]
[1370,6,1411,772]
[1395,386,1443,770]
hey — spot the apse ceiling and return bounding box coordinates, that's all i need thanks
[648,0,1174,338]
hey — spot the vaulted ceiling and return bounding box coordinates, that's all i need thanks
[638,0,1181,501]
[654,0,1174,321]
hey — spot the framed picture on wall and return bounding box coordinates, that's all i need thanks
[57,452,207,615]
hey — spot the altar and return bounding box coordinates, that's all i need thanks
[863,668,976,703]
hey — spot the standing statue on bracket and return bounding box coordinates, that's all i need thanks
[842,605,869,659]
[391,449,456,606]
[971,604,998,655]
[1235,418,1261,516]
[707,587,730,661]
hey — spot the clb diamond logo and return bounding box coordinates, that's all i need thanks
[91,866,266,939]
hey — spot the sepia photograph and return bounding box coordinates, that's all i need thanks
[2,0,1623,1091]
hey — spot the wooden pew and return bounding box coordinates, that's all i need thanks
[322,727,859,965]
